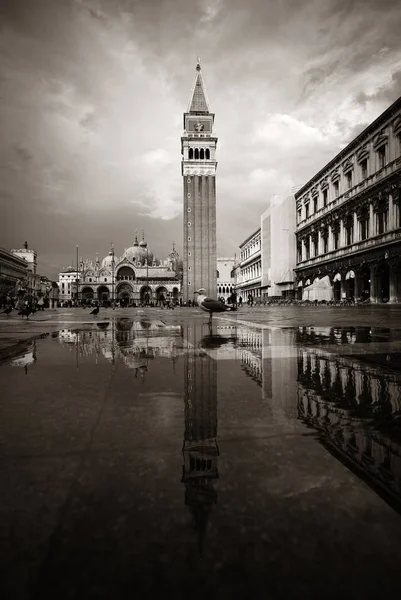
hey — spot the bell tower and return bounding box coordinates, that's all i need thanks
[181,59,218,303]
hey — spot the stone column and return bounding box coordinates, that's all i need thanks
[369,202,375,237]
[388,193,395,230]
[353,211,359,243]
[327,225,333,252]
[370,265,378,302]
[339,218,345,247]
[318,230,323,255]
[353,271,359,302]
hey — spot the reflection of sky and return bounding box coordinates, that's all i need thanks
[10,351,35,367]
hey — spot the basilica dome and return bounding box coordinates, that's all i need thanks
[125,236,154,265]
[101,251,114,269]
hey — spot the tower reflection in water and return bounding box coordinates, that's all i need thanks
[296,326,401,511]
[182,324,221,553]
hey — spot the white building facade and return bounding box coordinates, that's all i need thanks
[217,257,235,301]
[261,194,296,299]
[295,96,401,302]
[236,228,262,300]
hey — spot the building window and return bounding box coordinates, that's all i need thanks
[188,266,191,270]
[297,208,302,222]
[188,207,191,212]
[313,236,318,256]
[345,216,353,246]
[89,278,92,282]
[305,238,310,260]
[305,203,309,219]
[377,145,386,169]
[188,237,191,241]
[323,234,328,254]
[188,251,191,256]
[333,228,340,250]
[360,159,368,179]
[188,281,191,285]
[104,278,107,282]
[297,243,302,263]
[376,209,388,235]
[333,181,339,198]
[188,222,191,227]
[346,171,352,189]
[313,197,318,213]
[360,216,369,241]
[322,189,328,207]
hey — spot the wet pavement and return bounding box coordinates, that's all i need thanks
[1,312,401,599]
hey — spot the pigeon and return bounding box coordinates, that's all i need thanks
[1,307,12,315]
[195,288,236,326]
[90,306,100,316]
[18,307,33,319]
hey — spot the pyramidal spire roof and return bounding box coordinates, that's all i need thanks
[188,58,210,114]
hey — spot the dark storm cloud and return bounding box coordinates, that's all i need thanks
[0,0,401,277]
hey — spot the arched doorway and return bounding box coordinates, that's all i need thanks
[116,283,133,306]
[376,262,390,302]
[172,287,179,303]
[117,266,135,281]
[333,273,341,301]
[140,286,152,305]
[358,267,370,301]
[82,286,94,304]
[156,286,168,305]
[297,281,303,300]
[97,285,110,304]
[345,271,355,301]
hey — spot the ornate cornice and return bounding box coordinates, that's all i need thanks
[342,159,354,174]
[373,131,388,150]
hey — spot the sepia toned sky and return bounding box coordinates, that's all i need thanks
[1,0,401,278]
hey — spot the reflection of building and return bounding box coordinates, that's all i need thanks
[236,228,262,300]
[61,236,181,304]
[295,96,401,303]
[182,323,219,552]
[182,60,217,302]
[237,326,263,385]
[261,195,296,299]
[58,320,183,375]
[297,337,401,508]
[217,257,235,301]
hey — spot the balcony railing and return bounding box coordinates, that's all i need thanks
[240,250,261,268]
[236,276,262,288]
[296,229,401,270]
[297,158,401,232]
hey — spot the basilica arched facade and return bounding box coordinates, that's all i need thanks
[76,236,181,305]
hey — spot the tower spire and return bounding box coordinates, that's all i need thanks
[188,59,210,113]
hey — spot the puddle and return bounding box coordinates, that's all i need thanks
[1,319,401,597]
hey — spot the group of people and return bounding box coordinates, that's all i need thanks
[1,294,46,311]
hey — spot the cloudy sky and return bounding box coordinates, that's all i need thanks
[1,0,401,279]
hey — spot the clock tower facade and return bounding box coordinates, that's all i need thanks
[181,60,218,302]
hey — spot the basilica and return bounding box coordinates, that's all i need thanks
[59,234,182,305]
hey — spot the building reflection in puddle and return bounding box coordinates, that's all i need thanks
[297,327,401,511]
[58,318,183,379]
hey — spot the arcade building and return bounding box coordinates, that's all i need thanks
[295,96,401,303]
[59,235,181,305]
